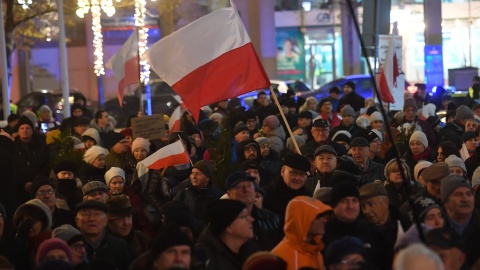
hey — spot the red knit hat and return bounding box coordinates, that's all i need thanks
[36,238,72,264]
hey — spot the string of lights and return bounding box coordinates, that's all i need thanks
[135,0,150,84]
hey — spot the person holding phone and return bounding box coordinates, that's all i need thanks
[37,105,60,133]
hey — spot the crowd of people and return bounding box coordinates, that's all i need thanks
[1,77,480,270]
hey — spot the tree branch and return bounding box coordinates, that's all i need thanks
[12,8,57,30]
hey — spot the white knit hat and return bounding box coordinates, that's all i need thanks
[82,128,101,145]
[104,167,125,187]
[413,161,432,181]
[409,131,428,148]
[131,137,151,153]
[369,111,384,123]
[445,155,467,173]
[83,145,108,164]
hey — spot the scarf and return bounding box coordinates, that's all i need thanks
[412,147,431,162]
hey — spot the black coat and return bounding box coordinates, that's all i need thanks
[263,176,311,222]
[338,91,365,113]
[439,120,465,149]
[12,133,50,203]
[81,163,106,184]
[251,205,282,250]
[323,216,390,270]
[84,230,133,270]
[304,170,334,194]
[173,181,224,224]
[52,207,77,230]
[465,148,480,180]
[148,166,191,212]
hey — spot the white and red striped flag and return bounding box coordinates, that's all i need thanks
[105,31,140,106]
[143,2,270,121]
[378,36,399,103]
[169,95,184,132]
[139,140,190,170]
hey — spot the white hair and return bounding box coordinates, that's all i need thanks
[393,243,444,270]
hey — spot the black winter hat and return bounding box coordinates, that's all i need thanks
[344,81,355,91]
[193,160,214,180]
[324,236,366,266]
[17,115,34,130]
[73,117,90,127]
[318,98,332,109]
[53,160,77,174]
[106,132,125,150]
[151,224,193,258]
[207,199,246,236]
[162,201,195,231]
[297,111,313,119]
[30,176,55,198]
[331,181,360,207]
[233,122,249,136]
[282,153,311,172]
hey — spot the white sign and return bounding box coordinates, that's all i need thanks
[378,35,403,71]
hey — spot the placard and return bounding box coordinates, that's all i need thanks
[131,114,165,141]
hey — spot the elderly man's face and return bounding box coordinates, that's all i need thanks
[153,245,191,270]
[311,127,329,143]
[259,143,269,157]
[35,185,56,210]
[351,146,369,166]
[18,124,33,142]
[227,181,255,206]
[281,165,307,190]
[444,187,474,218]
[108,215,132,237]
[360,196,389,226]
[76,209,107,237]
[315,153,337,175]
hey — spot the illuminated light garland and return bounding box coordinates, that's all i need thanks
[135,0,150,84]
[91,0,104,76]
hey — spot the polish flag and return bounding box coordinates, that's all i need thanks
[169,106,182,132]
[105,31,140,106]
[139,140,190,170]
[143,3,270,121]
[378,36,399,103]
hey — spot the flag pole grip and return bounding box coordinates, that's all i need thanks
[270,86,301,155]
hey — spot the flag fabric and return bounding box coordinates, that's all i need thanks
[143,3,270,121]
[105,31,140,107]
[169,106,182,132]
[378,36,399,103]
[139,140,190,170]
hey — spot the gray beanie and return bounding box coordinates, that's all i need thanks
[441,175,472,203]
[255,137,269,147]
[409,131,428,148]
[53,224,83,246]
[341,105,355,117]
[286,135,305,152]
[369,111,384,123]
[39,105,51,114]
[455,105,474,121]
[444,155,466,174]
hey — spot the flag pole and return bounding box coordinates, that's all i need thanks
[178,135,194,166]
[270,86,301,155]
[136,28,144,116]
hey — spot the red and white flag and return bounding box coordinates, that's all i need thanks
[169,106,182,132]
[378,36,399,103]
[143,3,270,121]
[139,140,190,170]
[105,31,140,107]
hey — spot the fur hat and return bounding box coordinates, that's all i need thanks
[14,199,52,233]
[441,175,472,203]
[53,224,83,246]
[341,105,355,116]
[106,195,134,220]
[36,238,72,265]
[263,115,280,130]
[83,145,108,165]
[104,167,125,187]
[207,199,246,236]
[193,160,214,180]
[409,131,428,148]
[403,98,418,111]
[455,105,474,121]
[131,137,150,153]
[445,155,466,173]
[369,111,384,123]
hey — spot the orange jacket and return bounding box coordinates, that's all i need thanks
[272,196,332,270]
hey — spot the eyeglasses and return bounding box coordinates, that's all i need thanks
[311,128,329,134]
[37,189,55,196]
[244,147,257,153]
[72,243,85,252]
[288,170,307,178]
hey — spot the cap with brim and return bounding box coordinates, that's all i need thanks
[282,153,311,172]
[225,171,256,190]
[359,182,388,200]
[314,145,337,157]
[312,119,329,128]
[350,137,369,147]
[75,200,108,213]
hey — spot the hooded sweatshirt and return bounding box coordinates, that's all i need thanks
[272,196,332,270]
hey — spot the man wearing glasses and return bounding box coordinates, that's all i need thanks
[263,153,312,222]
[305,119,348,156]
[30,176,76,230]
